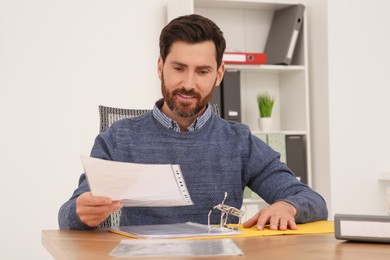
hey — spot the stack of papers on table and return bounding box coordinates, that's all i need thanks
[109,239,243,258]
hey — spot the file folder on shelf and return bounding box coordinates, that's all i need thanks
[223,52,266,65]
[285,135,307,184]
[264,4,305,65]
[212,71,241,122]
[268,133,287,163]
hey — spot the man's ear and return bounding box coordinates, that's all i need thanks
[157,56,163,79]
[215,62,225,86]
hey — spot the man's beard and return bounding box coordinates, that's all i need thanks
[161,73,215,118]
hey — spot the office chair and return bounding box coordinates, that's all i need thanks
[99,104,220,132]
[99,106,150,133]
[97,103,220,228]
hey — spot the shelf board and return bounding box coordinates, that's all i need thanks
[225,64,305,73]
[378,171,390,181]
[195,0,295,11]
[251,130,307,135]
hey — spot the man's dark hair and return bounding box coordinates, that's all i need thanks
[159,14,226,69]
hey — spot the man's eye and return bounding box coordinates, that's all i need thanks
[198,70,209,75]
[173,66,184,71]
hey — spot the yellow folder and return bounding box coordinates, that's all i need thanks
[111,221,334,240]
[186,221,334,240]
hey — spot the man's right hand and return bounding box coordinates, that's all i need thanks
[76,192,123,227]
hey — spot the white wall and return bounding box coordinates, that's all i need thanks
[327,0,390,216]
[307,0,332,215]
[0,0,170,259]
[309,0,390,218]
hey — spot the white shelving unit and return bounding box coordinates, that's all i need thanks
[167,0,310,219]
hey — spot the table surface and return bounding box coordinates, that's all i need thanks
[42,229,390,260]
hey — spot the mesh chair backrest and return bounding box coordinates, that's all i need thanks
[99,106,150,133]
[98,104,220,132]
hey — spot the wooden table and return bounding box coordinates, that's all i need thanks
[42,230,390,260]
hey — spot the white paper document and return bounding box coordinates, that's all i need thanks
[109,238,243,258]
[80,156,193,207]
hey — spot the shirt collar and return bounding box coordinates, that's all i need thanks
[152,98,212,132]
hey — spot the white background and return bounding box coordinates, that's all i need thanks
[309,0,390,219]
[1,0,390,259]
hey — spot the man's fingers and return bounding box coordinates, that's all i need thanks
[78,213,111,228]
[242,212,260,228]
[242,210,270,230]
[255,211,271,230]
[77,199,122,217]
[269,215,280,230]
[77,192,112,206]
[75,192,123,227]
[76,203,111,216]
[274,216,292,230]
[288,218,297,230]
[243,201,297,231]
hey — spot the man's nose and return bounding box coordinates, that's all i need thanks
[182,71,196,90]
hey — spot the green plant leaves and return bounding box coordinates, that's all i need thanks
[257,92,275,117]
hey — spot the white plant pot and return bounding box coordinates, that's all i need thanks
[258,117,273,132]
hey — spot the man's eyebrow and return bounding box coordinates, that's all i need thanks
[170,61,187,67]
[170,61,214,71]
[197,65,214,71]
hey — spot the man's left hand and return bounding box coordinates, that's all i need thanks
[242,201,297,231]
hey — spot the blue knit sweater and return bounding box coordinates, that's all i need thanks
[58,111,328,230]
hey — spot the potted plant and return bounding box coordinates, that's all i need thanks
[257,92,274,132]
